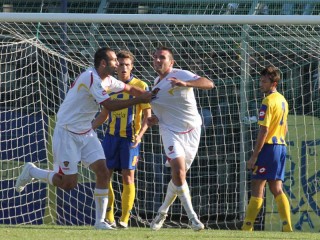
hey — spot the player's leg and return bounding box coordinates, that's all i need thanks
[16,126,79,192]
[241,179,266,231]
[150,178,177,231]
[90,159,113,230]
[118,138,139,228]
[102,134,120,228]
[269,180,292,232]
[176,126,204,230]
[151,128,179,230]
[243,144,279,231]
[105,171,116,227]
[170,156,203,231]
[120,169,135,228]
[267,144,292,232]
[83,130,114,230]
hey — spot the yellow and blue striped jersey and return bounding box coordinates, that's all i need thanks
[258,92,288,145]
[105,76,150,140]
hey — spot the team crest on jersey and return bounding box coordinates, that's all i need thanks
[152,88,160,99]
[63,161,69,167]
[259,104,267,121]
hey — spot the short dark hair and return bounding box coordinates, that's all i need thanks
[117,50,134,64]
[94,47,113,68]
[260,65,281,83]
[155,46,174,60]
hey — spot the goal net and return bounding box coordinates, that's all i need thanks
[0,12,319,231]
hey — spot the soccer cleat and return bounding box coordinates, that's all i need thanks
[105,220,117,228]
[241,221,253,231]
[94,221,116,230]
[190,217,204,231]
[282,221,293,232]
[118,220,128,229]
[150,213,167,231]
[15,162,35,193]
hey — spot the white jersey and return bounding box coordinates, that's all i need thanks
[56,67,125,133]
[151,68,202,132]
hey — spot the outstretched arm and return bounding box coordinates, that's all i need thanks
[124,84,147,96]
[100,91,152,112]
[168,77,214,90]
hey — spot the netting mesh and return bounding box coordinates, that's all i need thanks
[0,0,319,232]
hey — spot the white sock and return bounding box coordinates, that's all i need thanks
[176,181,197,219]
[94,188,109,224]
[158,180,177,214]
[29,166,55,185]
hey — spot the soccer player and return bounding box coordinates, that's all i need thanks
[148,46,214,231]
[92,50,151,228]
[15,47,152,230]
[241,65,292,232]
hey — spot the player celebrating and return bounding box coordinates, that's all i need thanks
[15,47,152,230]
[241,65,292,232]
[148,46,214,231]
[92,50,151,228]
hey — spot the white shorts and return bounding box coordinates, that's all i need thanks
[160,125,201,170]
[52,126,105,175]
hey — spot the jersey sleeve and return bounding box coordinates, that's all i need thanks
[258,98,271,127]
[175,69,200,82]
[101,75,126,94]
[90,78,111,104]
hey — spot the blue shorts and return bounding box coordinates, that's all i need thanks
[102,133,140,170]
[251,144,287,181]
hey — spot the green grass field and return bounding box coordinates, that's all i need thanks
[0,225,318,240]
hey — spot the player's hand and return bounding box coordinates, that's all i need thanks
[167,77,187,87]
[136,91,152,103]
[147,115,159,127]
[131,135,141,148]
[247,156,257,170]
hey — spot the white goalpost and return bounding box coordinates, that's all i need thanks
[0,13,319,232]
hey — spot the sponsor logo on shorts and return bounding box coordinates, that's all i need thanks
[132,156,138,166]
[258,166,267,174]
[168,146,175,155]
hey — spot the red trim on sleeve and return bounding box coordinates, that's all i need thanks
[90,72,94,88]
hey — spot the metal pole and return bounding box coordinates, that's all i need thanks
[59,0,68,102]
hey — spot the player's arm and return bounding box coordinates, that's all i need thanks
[247,125,268,170]
[132,107,152,148]
[92,107,108,130]
[147,115,159,127]
[168,77,214,90]
[101,92,152,112]
[124,84,147,96]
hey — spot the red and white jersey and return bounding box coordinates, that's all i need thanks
[56,67,125,133]
[151,68,202,132]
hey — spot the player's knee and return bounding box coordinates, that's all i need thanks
[269,184,283,197]
[172,169,185,180]
[95,166,109,181]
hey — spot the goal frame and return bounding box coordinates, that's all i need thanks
[1,12,319,230]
